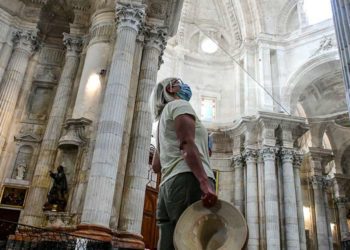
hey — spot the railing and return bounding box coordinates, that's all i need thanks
[0,219,112,250]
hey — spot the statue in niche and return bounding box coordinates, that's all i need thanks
[43,165,68,212]
[15,163,27,180]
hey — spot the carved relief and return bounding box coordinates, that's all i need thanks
[311,36,335,57]
[28,85,54,121]
[16,123,44,143]
[35,66,60,83]
[148,2,166,19]
[39,47,65,66]
[116,3,146,32]
[12,29,40,55]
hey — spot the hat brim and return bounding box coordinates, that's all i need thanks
[174,200,248,250]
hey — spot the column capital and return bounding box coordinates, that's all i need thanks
[293,152,304,169]
[63,33,83,56]
[232,155,243,168]
[334,196,348,206]
[243,148,257,163]
[260,146,278,161]
[12,29,40,55]
[280,148,294,163]
[309,175,329,189]
[116,3,146,33]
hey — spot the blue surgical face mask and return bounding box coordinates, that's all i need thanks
[176,83,192,101]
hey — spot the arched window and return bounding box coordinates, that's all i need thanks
[303,0,333,25]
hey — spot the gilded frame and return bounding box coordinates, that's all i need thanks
[0,185,28,208]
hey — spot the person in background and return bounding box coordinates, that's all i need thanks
[150,77,218,250]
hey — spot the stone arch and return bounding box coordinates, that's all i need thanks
[276,0,299,34]
[284,50,340,113]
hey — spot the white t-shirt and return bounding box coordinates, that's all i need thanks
[158,99,215,186]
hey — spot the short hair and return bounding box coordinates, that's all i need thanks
[149,77,178,121]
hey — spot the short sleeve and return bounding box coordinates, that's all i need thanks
[170,100,196,120]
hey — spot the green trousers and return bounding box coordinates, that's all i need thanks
[156,172,214,250]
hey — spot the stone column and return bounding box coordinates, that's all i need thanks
[117,25,167,246]
[310,175,330,250]
[294,153,307,250]
[233,155,244,213]
[261,146,280,249]
[21,34,82,226]
[309,147,333,250]
[79,3,145,232]
[72,9,114,120]
[334,197,349,240]
[0,30,38,153]
[0,41,13,84]
[331,0,350,118]
[243,149,259,250]
[280,148,300,249]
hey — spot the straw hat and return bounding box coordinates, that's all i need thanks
[174,200,248,250]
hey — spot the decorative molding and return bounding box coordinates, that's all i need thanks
[12,29,40,55]
[243,149,257,163]
[333,196,349,205]
[58,118,92,149]
[280,148,294,163]
[63,33,83,56]
[260,147,278,161]
[116,3,146,33]
[144,24,168,68]
[89,23,114,44]
[232,155,243,168]
[293,152,304,169]
[39,47,65,66]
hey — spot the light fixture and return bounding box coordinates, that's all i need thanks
[201,38,218,54]
[86,73,101,94]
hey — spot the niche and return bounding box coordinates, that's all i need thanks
[28,83,54,121]
[11,145,34,181]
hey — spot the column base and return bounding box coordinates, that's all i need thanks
[112,231,145,250]
[74,224,112,241]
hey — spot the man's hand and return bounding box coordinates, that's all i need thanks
[200,180,218,208]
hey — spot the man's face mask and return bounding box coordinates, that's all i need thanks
[171,79,192,101]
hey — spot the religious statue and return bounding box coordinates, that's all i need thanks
[43,165,68,211]
[15,163,26,180]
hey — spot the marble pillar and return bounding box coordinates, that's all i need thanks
[294,153,307,250]
[334,197,349,240]
[280,149,300,249]
[331,0,350,118]
[233,155,244,213]
[21,34,82,226]
[80,3,145,230]
[0,30,38,154]
[0,41,13,84]
[244,149,259,250]
[261,146,280,250]
[118,24,167,240]
[310,175,330,250]
[72,9,114,120]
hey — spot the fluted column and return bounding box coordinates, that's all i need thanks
[310,176,330,250]
[233,155,244,213]
[118,25,167,238]
[331,0,350,117]
[280,149,300,249]
[80,3,145,229]
[334,197,349,240]
[261,146,280,249]
[21,34,82,226]
[244,149,259,250]
[0,30,38,153]
[294,153,307,250]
